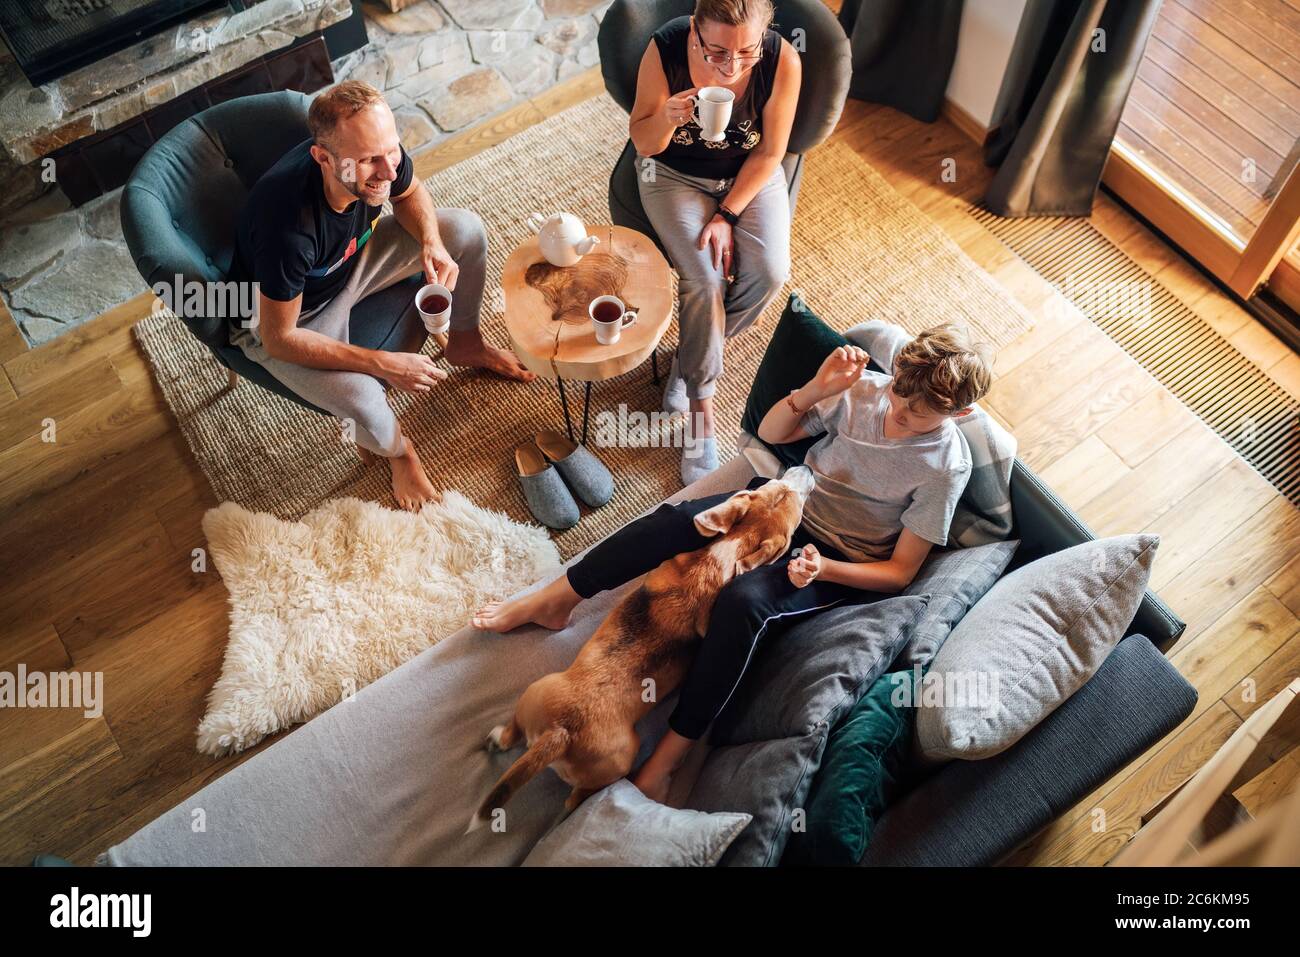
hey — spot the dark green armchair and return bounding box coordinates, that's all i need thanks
[121,91,426,415]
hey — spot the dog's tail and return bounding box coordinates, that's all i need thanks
[468,726,569,833]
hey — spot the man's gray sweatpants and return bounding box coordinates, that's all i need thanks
[637,161,790,401]
[232,208,487,457]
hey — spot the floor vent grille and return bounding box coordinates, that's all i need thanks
[970,207,1300,506]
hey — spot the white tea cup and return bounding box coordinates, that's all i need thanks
[691,86,734,143]
[589,295,637,345]
[416,283,452,335]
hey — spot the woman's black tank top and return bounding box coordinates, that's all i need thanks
[651,16,782,180]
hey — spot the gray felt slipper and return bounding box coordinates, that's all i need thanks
[662,352,688,416]
[680,433,719,487]
[516,442,579,530]
[535,430,614,508]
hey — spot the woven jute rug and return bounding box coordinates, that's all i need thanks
[134,93,1034,560]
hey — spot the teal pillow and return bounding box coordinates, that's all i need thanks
[740,292,850,468]
[783,668,922,867]
[684,596,929,866]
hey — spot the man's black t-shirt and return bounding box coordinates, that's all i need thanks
[231,139,414,321]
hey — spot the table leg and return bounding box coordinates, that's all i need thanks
[581,381,592,445]
[651,349,661,386]
[557,377,574,442]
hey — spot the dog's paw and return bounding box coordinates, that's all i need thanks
[485,724,508,753]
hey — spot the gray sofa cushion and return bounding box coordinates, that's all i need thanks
[861,634,1197,866]
[785,540,1017,677]
[917,535,1160,761]
[522,779,751,866]
[898,540,1020,668]
[685,594,929,866]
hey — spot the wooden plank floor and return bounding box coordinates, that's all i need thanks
[2,64,1299,866]
[1118,0,1300,241]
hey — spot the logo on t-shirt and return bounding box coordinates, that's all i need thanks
[306,214,381,279]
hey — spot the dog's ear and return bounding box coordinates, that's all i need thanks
[693,491,753,537]
[734,535,788,576]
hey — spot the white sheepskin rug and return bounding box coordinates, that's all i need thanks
[196,493,560,756]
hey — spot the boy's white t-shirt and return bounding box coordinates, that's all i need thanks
[799,332,971,562]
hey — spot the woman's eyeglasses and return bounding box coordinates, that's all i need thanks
[694,20,763,67]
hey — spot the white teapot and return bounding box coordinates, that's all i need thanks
[528,212,600,267]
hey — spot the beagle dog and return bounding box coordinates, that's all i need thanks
[471,467,815,828]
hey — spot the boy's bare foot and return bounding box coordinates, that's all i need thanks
[631,767,673,805]
[472,576,581,632]
[445,331,536,382]
[388,439,437,512]
[632,729,693,804]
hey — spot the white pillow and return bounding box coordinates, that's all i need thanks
[521,779,751,867]
[916,535,1159,760]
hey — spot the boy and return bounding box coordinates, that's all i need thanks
[472,322,993,801]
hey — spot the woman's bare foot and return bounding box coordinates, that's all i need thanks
[388,438,437,512]
[472,575,582,632]
[445,330,536,382]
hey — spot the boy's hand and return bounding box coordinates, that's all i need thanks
[787,544,822,588]
[808,345,870,401]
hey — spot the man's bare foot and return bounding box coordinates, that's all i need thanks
[472,575,581,632]
[445,332,536,382]
[388,439,437,512]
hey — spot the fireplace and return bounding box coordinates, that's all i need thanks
[0,0,227,87]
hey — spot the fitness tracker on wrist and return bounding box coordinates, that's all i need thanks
[717,204,740,226]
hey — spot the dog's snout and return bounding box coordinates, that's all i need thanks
[782,465,815,500]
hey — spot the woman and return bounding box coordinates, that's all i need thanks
[628,0,802,484]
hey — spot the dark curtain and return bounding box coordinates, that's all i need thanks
[983,0,1161,216]
[836,0,965,123]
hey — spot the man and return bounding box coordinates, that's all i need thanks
[230,80,534,510]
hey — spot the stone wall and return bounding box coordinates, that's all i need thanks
[0,0,614,347]
[335,0,609,153]
[0,0,354,166]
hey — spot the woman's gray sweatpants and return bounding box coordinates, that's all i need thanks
[637,160,790,400]
[231,208,488,457]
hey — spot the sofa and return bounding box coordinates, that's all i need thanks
[95,435,1195,866]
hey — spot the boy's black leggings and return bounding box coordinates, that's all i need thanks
[566,477,886,740]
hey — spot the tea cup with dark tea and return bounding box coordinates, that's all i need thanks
[589,295,637,345]
[416,283,452,335]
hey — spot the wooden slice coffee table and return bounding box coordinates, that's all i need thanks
[503,224,674,443]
